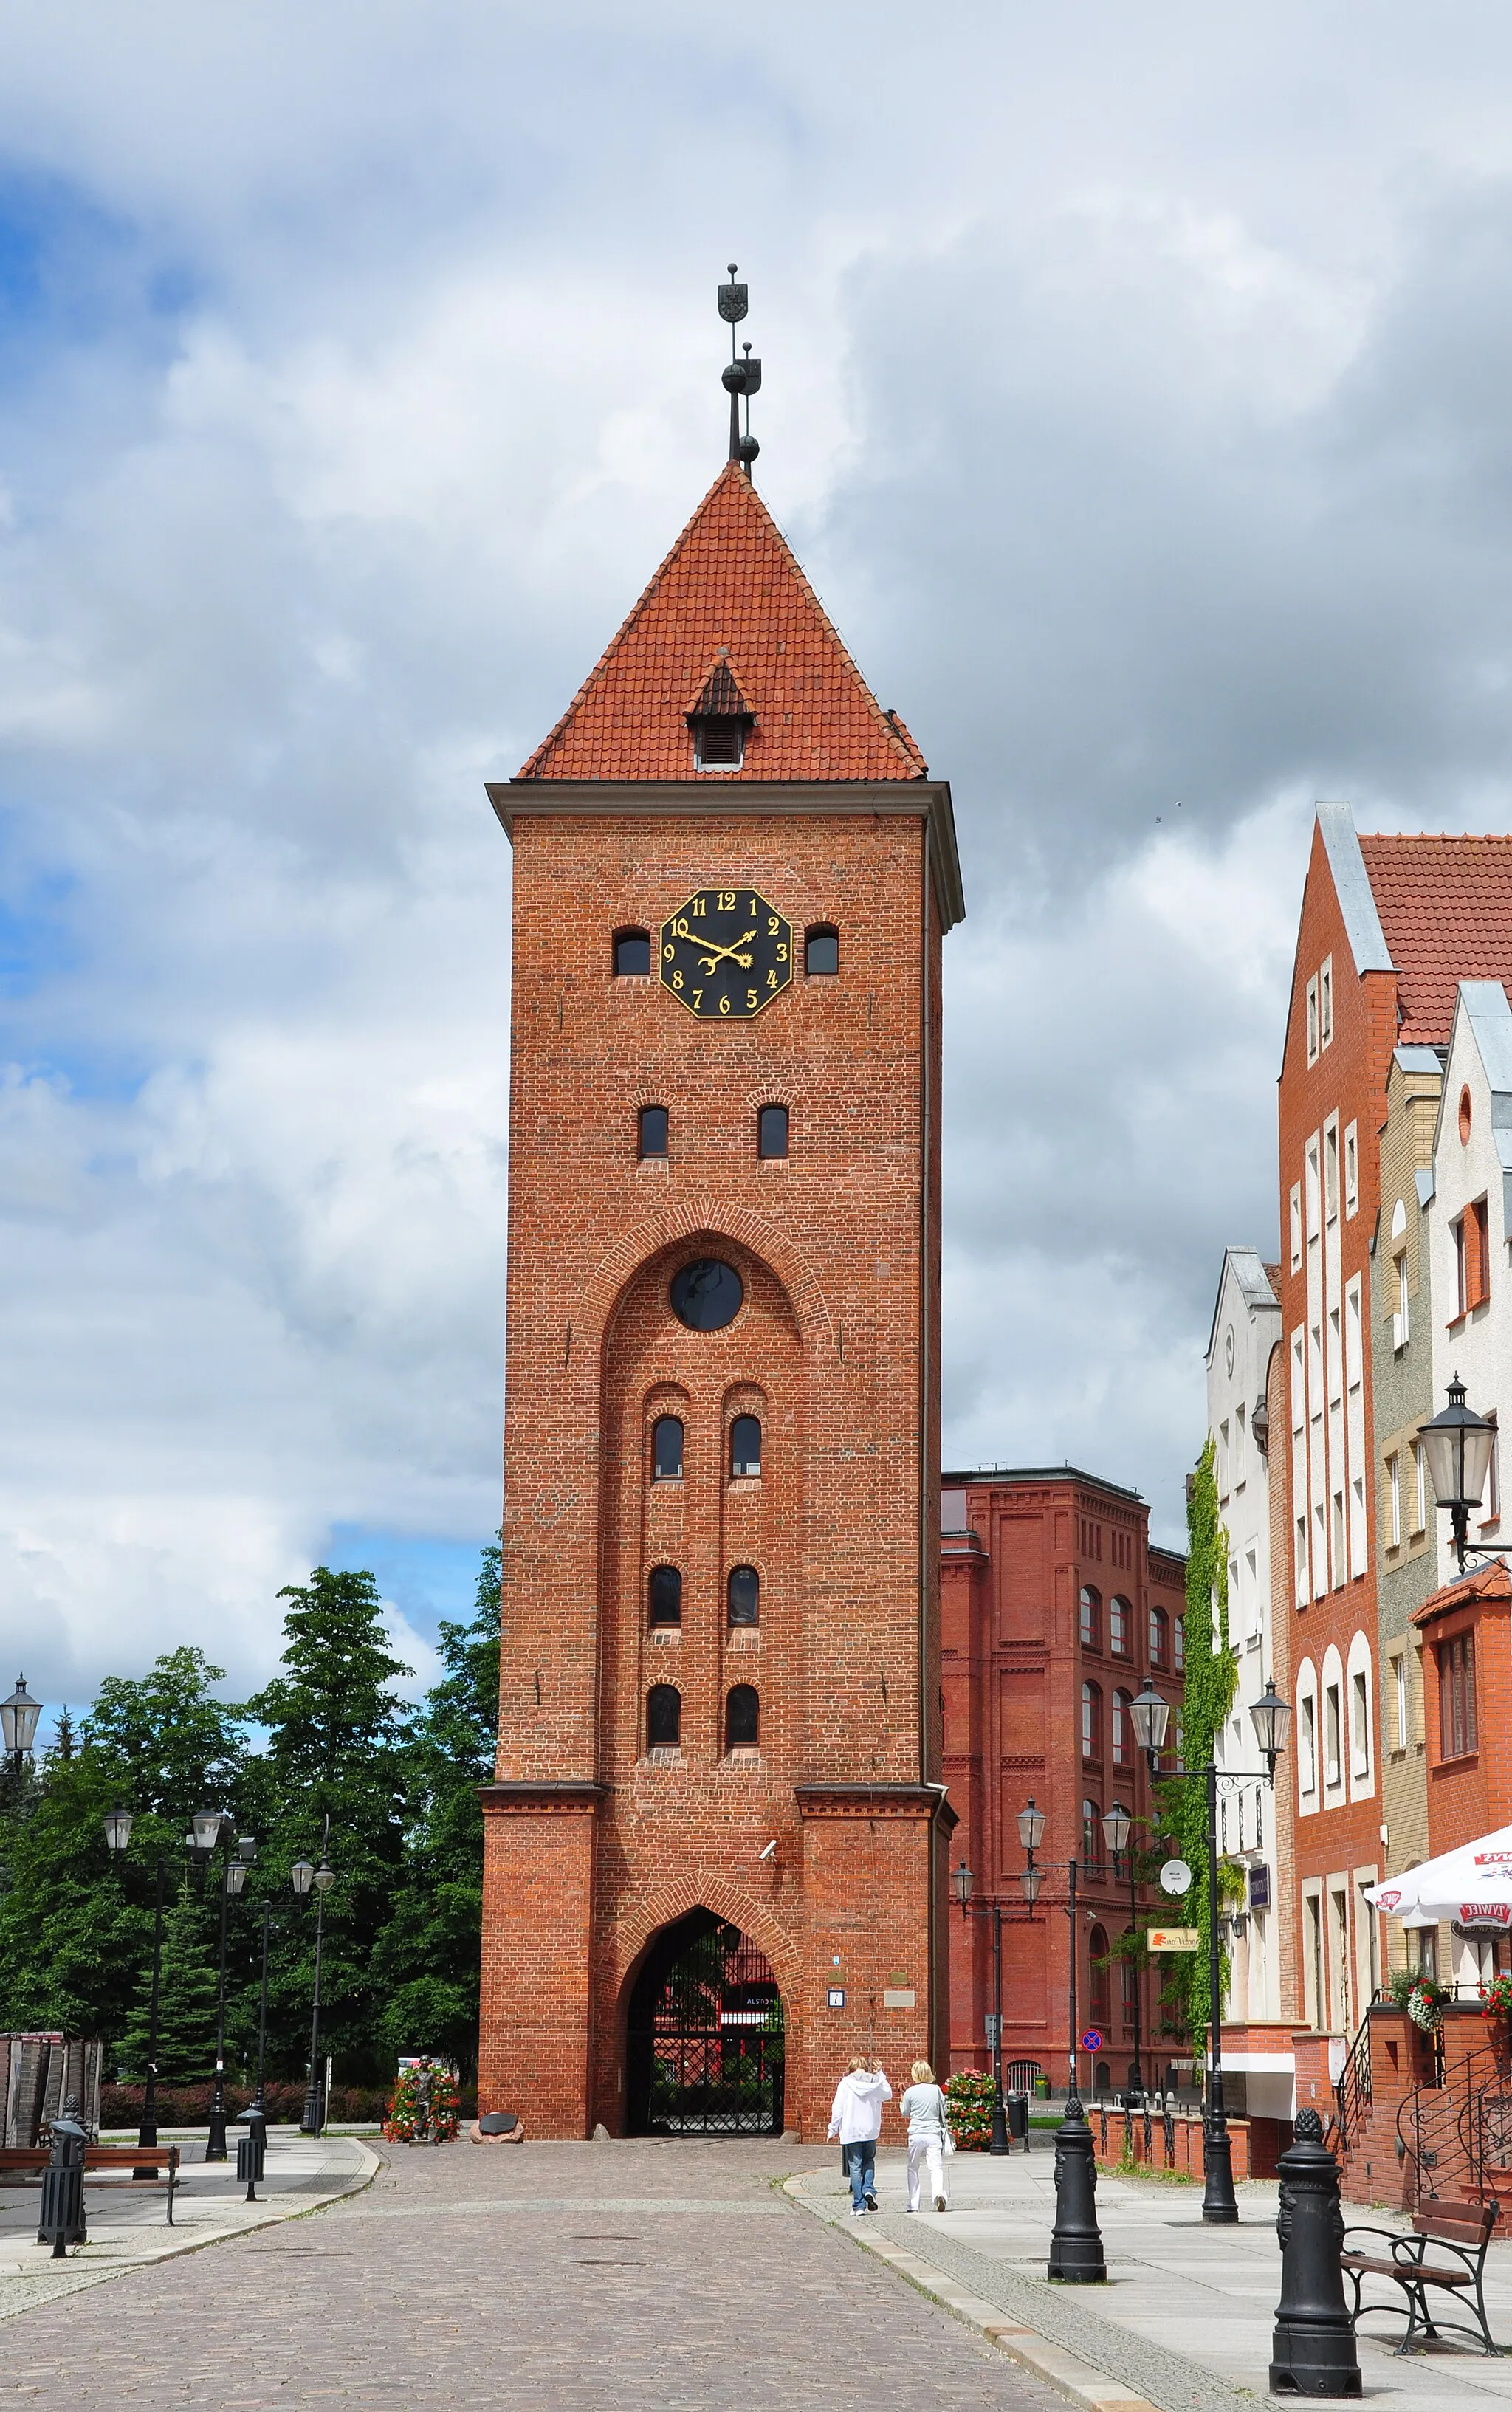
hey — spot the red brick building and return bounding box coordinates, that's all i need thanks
[1276,813,1512,2035]
[941,1468,1186,2092]
[476,458,966,2138]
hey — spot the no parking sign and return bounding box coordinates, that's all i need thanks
[1080,2028,1103,2053]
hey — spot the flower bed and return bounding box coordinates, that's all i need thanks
[944,2069,996,2151]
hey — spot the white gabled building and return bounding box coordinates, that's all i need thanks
[1427,983,1512,1584]
[1206,1247,1285,2021]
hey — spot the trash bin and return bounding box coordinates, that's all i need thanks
[1034,2074,1051,2100]
[38,2100,88,2258]
[1006,2091,1028,2143]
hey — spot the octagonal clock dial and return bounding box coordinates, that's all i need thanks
[659,887,792,1020]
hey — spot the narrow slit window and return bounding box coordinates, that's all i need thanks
[646,1685,681,1750]
[757,1104,788,1160]
[647,1566,682,1627]
[652,1417,684,1480]
[727,1564,760,1626]
[805,925,839,976]
[730,1415,762,1479]
[638,1105,668,1160]
[726,1684,760,1750]
[614,928,651,976]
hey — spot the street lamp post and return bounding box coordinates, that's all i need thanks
[952,1802,1051,2157]
[1100,1801,1144,2101]
[1127,1675,1292,2225]
[1418,1374,1496,1573]
[185,1811,257,2162]
[103,1810,168,2173]
[1012,1811,1104,2281]
[292,1817,337,2137]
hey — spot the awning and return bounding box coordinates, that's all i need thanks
[1367,1824,1512,1928]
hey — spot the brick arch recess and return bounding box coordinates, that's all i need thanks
[580,1198,836,1362]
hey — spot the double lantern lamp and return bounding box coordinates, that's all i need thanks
[1124,1674,1291,1777]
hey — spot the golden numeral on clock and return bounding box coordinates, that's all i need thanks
[766,969,777,989]
[767,917,779,934]
[719,994,731,1014]
[718,890,735,910]
[746,989,757,1009]
[672,970,684,989]
[690,896,707,918]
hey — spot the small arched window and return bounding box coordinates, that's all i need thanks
[805,924,839,976]
[1081,1798,1101,1866]
[1112,1688,1131,1767]
[726,1685,760,1750]
[638,1105,668,1159]
[757,1104,788,1160]
[647,1566,682,1627]
[1175,1615,1186,1672]
[1088,1925,1110,2027]
[1150,1605,1169,1668]
[727,1565,760,1626]
[1081,1680,1102,1762]
[1110,1595,1130,1657]
[1079,1586,1101,1649]
[646,1685,681,1750]
[652,1417,684,1480]
[614,928,651,976]
[730,1415,762,1479]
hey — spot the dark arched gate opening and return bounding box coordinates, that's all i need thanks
[625,1909,785,2137]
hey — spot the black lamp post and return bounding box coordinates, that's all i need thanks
[1100,1800,1144,2100]
[1012,1804,1106,2281]
[0,1675,42,1776]
[952,1859,1010,2155]
[1127,1674,1291,2224]
[103,1809,167,2172]
[292,1817,337,2137]
[185,1811,257,2162]
[1418,1374,1496,1573]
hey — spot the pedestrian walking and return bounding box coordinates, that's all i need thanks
[899,2059,952,2213]
[827,2055,892,2213]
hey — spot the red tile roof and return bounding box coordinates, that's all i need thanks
[518,462,926,783]
[1359,834,1512,1044]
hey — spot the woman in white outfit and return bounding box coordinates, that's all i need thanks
[899,2058,950,2212]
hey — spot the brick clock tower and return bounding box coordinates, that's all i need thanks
[477,389,965,2140]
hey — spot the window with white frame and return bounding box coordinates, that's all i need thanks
[1217,1419,1229,1499]
[1351,1664,1370,1778]
[1412,1439,1427,1535]
[1387,1452,1401,1547]
[1291,1184,1303,1271]
[1395,1250,1409,1347]
[1296,1514,1308,1605]
[1235,1401,1247,1484]
[1291,1331,1305,1432]
[1307,975,1319,1065]
[1324,1119,1339,1222]
[1299,1678,1318,1796]
[1321,957,1333,1048]
[1306,1138,1321,1237]
[1392,1652,1408,1752]
[1344,1119,1357,1215]
[1324,1681,1341,1784]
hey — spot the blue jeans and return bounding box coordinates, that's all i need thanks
[845,2139,876,2209]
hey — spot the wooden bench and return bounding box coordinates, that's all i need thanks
[1341,2200,1502,2356]
[0,2143,179,2225]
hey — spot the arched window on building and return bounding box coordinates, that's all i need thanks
[805,924,839,975]
[646,1686,681,1750]
[1110,1595,1131,1657]
[729,1415,762,1478]
[1150,1605,1169,1668]
[726,1685,760,1750]
[638,1104,668,1159]
[1079,1585,1102,1649]
[727,1565,760,1626]
[1120,1955,1139,2034]
[1088,1925,1111,2029]
[1175,1614,1186,1672]
[652,1417,684,1480]
[1112,1688,1132,1767]
[647,1567,682,1628]
[613,928,651,975]
[1082,1681,1102,1763]
[757,1104,788,1160]
[1082,1798,1101,1866]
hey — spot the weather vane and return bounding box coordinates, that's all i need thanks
[718,264,761,475]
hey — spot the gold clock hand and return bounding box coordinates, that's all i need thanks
[690,930,757,972]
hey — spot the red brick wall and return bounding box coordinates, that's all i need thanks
[1276,819,1397,2031]
[484,805,948,2134]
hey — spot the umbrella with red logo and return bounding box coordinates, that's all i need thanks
[1367,1824,1512,1929]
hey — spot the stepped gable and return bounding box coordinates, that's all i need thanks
[1359,833,1512,1044]
[518,461,927,783]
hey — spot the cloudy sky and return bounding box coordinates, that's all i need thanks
[7,1,1512,1718]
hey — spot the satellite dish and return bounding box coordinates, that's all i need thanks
[1160,1858,1193,1897]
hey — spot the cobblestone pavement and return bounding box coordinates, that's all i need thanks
[2,2139,1066,2408]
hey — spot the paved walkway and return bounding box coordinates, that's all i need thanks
[791,2139,1512,2410]
[2,2138,1064,2409]
[0,2128,378,2324]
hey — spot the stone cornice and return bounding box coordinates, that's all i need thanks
[794,1781,957,1831]
[478,1780,605,1815]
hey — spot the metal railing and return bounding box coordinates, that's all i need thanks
[1334,2006,1373,2150]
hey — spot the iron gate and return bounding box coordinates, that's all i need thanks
[626,1911,784,2137]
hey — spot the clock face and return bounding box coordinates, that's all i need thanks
[659,887,792,1020]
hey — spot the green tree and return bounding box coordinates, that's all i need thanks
[1158,1437,1240,2052]
[372,1538,501,2073]
[242,1568,410,2084]
[120,1870,222,2083]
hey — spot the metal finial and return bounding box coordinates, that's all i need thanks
[717,266,761,476]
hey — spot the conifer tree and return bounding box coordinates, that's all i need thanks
[120,1872,222,2085]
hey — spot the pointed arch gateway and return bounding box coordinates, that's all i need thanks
[625,1908,785,2136]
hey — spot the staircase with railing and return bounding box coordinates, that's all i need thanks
[1397,2018,1511,2208]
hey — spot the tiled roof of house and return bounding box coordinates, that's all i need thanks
[518,461,926,783]
[1358,834,1512,1044]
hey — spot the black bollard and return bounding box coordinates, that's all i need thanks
[242,2100,268,2182]
[1047,2101,1107,2282]
[236,2133,258,2202]
[1269,2109,1361,2397]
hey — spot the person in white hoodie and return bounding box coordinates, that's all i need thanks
[827,2057,892,2213]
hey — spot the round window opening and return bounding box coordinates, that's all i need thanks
[670,1258,744,1331]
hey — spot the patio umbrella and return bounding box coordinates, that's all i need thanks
[1366,1826,1512,1929]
